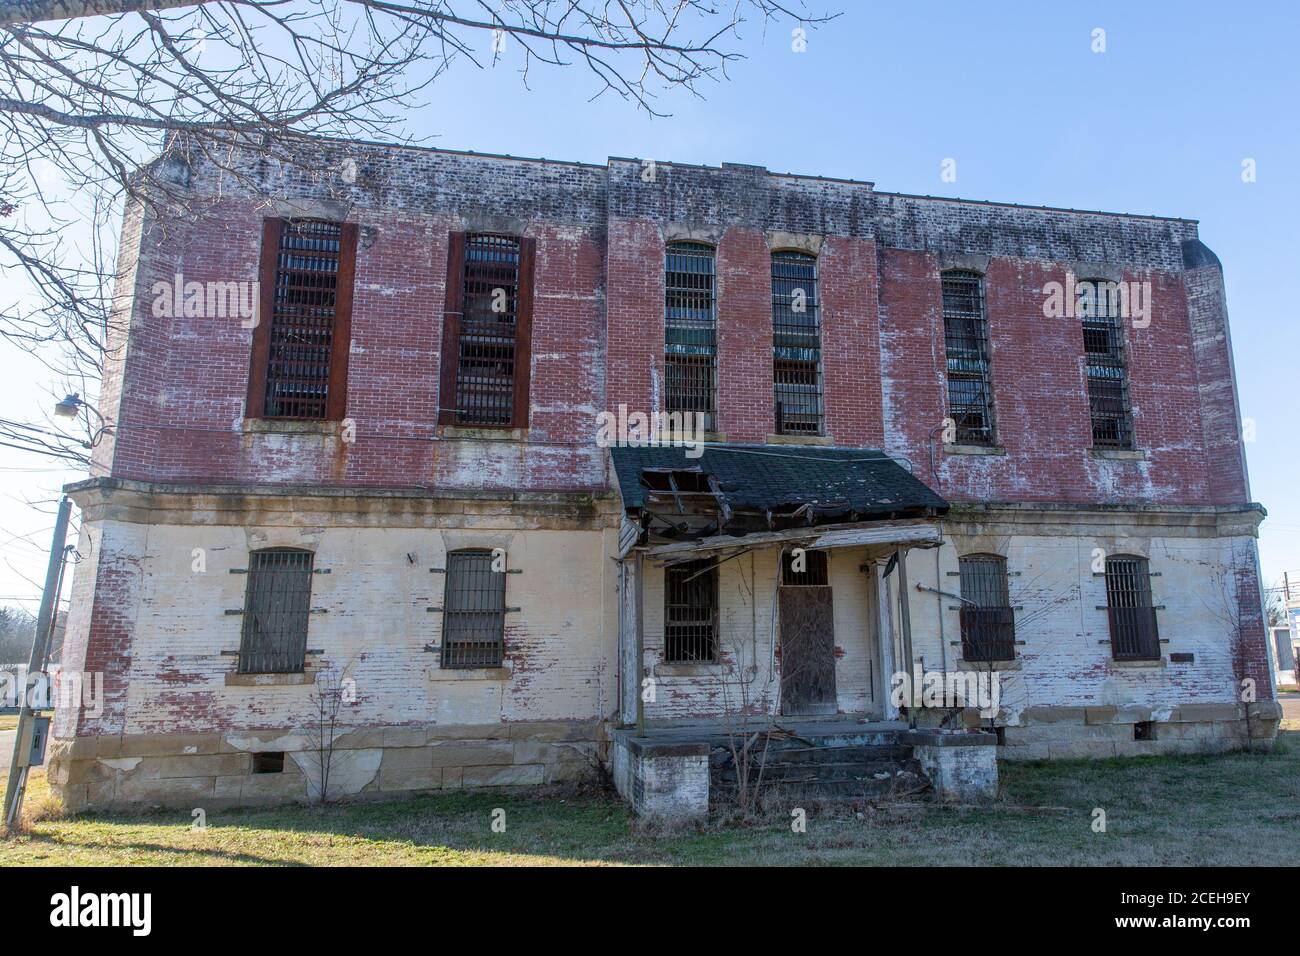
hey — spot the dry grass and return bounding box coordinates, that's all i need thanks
[0,714,18,732]
[2,733,1298,866]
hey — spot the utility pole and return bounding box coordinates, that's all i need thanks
[3,496,72,830]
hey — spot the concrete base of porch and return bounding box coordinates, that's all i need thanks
[610,717,999,821]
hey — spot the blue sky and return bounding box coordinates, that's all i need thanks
[0,0,1296,606]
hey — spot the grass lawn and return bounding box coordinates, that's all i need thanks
[3,731,1299,866]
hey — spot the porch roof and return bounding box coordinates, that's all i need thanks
[610,444,949,523]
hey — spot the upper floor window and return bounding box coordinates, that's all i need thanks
[440,233,535,428]
[1104,555,1160,661]
[1079,279,1135,449]
[442,549,507,668]
[664,242,717,432]
[958,553,1015,662]
[248,218,358,421]
[772,251,823,436]
[941,270,996,445]
[239,548,314,674]
[664,557,718,663]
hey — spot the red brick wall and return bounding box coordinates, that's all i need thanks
[98,195,1253,509]
[879,250,1223,505]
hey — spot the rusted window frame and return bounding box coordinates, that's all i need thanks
[958,553,1016,662]
[1104,555,1161,661]
[438,232,535,429]
[238,548,314,674]
[247,217,358,421]
[664,557,719,663]
[941,270,997,445]
[772,250,824,436]
[664,241,718,433]
[1079,278,1136,449]
[441,549,507,668]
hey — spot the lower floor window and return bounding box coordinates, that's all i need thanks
[239,549,313,674]
[958,553,1016,662]
[665,558,718,663]
[1104,555,1160,661]
[442,549,507,668]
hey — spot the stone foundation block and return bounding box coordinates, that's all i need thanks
[612,734,709,822]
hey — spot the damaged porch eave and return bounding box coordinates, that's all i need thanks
[642,518,943,563]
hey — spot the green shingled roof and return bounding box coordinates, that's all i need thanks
[610,444,948,520]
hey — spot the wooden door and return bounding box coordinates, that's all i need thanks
[779,585,837,716]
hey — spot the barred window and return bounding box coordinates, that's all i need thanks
[958,554,1015,662]
[781,549,828,586]
[442,550,506,668]
[665,242,717,432]
[1080,280,1135,449]
[942,271,996,445]
[251,218,357,421]
[1104,555,1160,661]
[664,558,718,663]
[772,251,823,436]
[439,233,534,429]
[239,549,314,674]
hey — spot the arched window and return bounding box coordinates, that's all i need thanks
[442,549,508,668]
[941,270,996,445]
[1104,554,1159,660]
[665,242,717,431]
[958,553,1015,662]
[772,250,823,436]
[239,548,314,674]
[1079,278,1134,449]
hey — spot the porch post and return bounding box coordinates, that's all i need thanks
[896,548,917,729]
[635,549,646,736]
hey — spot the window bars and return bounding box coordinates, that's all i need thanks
[958,554,1016,662]
[454,234,521,426]
[665,242,717,432]
[772,251,824,436]
[941,271,996,445]
[781,549,829,586]
[1080,281,1135,449]
[239,549,314,674]
[442,550,507,668]
[264,220,342,419]
[1104,556,1160,661]
[665,558,718,663]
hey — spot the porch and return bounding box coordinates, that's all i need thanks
[607,443,999,819]
[610,715,998,821]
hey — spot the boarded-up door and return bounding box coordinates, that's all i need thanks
[779,586,837,716]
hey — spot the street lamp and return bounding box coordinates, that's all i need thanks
[53,393,83,419]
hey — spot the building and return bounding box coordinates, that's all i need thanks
[47,138,1280,813]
